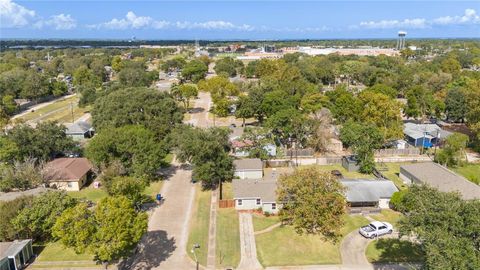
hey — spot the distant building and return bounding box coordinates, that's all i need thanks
[403,123,451,147]
[233,179,279,213]
[400,162,480,200]
[341,179,398,208]
[65,121,94,140]
[44,158,93,191]
[233,158,263,179]
[0,239,33,270]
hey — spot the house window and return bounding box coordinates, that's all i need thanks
[67,182,73,188]
[256,199,261,205]
[272,203,276,210]
[238,199,242,206]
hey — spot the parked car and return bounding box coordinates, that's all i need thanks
[359,221,393,239]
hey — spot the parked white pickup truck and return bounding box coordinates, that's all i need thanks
[359,221,393,239]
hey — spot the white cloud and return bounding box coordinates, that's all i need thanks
[433,8,480,25]
[0,0,35,28]
[33,14,77,30]
[359,18,427,29]
[91,12,255,31]
[356,8,480,29]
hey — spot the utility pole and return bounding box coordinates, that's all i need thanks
[70,102,75,123]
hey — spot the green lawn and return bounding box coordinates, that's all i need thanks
[68,186,108,203]
[366,239,424,263]
[216,208,240,269]
[369,209,403,227]
[453,163,480,185]
[316,164,374,179]
[375,162,411,190]
[187,186,211,266]
[221,182,234,200]
[255,214,370,267]
[143,180,164,200]
[34,241,94,261]
[15,95,91,125]
[252,214,279,232]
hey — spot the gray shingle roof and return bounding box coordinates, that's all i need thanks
[340,179,398,202]
[400,162,480,200]
[234,158,263,171]
[0,240,31,258]
[403,123,452,139]
[233,179,277,202]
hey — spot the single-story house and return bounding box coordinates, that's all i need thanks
[403,123,452,148]
[341,156,360,172]
[234,158,263,179]
[400,162,480,200]
[0,240,33,270]
[340,179,398,208]
[232,179,279,213]
[65,121,94,140]
[231,139,276,157]
[44,158,93,191]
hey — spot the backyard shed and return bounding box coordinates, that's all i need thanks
[234,158,263,179]
[400,162,480,200]
[341,156,360,172]
[65,121,94,140]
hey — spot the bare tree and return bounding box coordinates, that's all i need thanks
[307,108,334,153]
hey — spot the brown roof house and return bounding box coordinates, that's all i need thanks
[44,158,93,191]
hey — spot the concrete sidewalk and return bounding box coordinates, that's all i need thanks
[237,213,262,270]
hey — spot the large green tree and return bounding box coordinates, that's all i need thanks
[92,87,183,137]
[53,196,148,266]
[6,121,76,161]
[181,60,208,83]
[12,191,77,240]
[396,185,480,269]
[171,126,234,191]
[277,167,346,240]
[86,125,167,178]
[340,121,383,173]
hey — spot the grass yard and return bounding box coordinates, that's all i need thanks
[216,208,240,269]
[255,214,370,267]
[34,241,94,261]
[366,239,424,263]
[453,163,480,185]
[315,164,374,179]
[15,95,91,125]
[186,186,211,266]
[221,182,234,200]
[369,209,403,227]
[375,162,412,190]
[68,185,108,203]
[143,180,164,200]
[252,214,279,232]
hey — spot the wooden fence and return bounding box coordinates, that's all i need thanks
[218,199,235,208]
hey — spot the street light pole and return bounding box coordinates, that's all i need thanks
[191,243,200,270]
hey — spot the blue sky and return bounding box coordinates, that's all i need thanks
[1,1,479,39]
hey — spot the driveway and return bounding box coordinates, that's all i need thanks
[119,161,196,270]
[237,213,263,270]
[187,91,212,128]
[340,230,371,267]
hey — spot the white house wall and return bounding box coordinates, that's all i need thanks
[235,198,261,210]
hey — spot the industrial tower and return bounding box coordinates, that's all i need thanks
[397,31,407,50]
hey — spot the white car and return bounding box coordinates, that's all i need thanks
[359,221,393,239]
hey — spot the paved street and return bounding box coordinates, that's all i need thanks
[119,162,196,270]
[237,213,263,270]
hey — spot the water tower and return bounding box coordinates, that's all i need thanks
[397,31,407,50]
